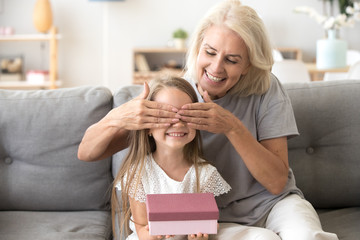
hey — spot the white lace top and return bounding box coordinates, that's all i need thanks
[115,154,231,240]
[115,154,231,202]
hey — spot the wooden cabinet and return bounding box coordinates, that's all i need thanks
[276,47,303,60]
[0,26,60,89]
[133,47,187,84]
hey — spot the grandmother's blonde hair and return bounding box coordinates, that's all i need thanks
[111,76,205,239]
[185,0,274,97]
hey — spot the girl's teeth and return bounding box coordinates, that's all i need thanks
[207,72,223,82]
[168,133,185,137]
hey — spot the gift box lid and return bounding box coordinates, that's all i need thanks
[146,193,219,221]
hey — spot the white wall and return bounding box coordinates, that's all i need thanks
[1,0,359,92]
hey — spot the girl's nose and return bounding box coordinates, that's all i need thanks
[172,119,186,127]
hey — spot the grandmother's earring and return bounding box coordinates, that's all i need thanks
[149,133,152,137]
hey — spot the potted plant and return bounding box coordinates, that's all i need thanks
[173,28,188,49]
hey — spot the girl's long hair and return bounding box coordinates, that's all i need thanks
[111,76,204,239]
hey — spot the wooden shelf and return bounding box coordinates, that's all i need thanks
[0,34,61,42]
[276,47,302,61]
[133,69,184,85]
[133,47,187,53]
[133,47,187,84]
[305,63,349,81]
[0,80,62,90]
[0,26,60,90]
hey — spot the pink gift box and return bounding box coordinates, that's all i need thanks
[146,193,218,236]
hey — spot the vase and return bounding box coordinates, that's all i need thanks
[173,38,186,49]
[33,0,53,33]
[316,29,347,69]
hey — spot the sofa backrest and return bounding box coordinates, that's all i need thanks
[0,86,113,211]
[112,85,143,179]
[284,80,360,209]
[111,81,360,210]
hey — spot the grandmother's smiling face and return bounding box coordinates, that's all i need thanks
[196,24,250,99]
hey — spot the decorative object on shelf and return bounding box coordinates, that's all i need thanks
[316,29,347,69]
[294,2,360,31]
[294,1,360,69]
[134,54,150,72]
[173,28,188,49]
[0,26,15,35]
[26,70,49,85]
[33,0,53,33]
[0,55,24,81]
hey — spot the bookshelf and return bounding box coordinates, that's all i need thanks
[133,47,187,84]
[0,26,61,90]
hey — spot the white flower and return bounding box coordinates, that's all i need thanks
[346,18,356,27]
[294,4,360,30]
[346,6,355,15]
[355,13,360,21]
[323,17,335,29]
[355,2,360,11]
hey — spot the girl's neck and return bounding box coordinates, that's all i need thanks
[152,149,189,168]
[152,149,192,182]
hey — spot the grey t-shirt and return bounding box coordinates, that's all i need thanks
[188,74,303,225]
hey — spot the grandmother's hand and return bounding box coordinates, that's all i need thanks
[110,82,179,130]
[178,91,237,134]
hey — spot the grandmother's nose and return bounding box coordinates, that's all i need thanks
[212,56,224,72]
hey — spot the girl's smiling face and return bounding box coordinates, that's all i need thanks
[196,24,250,99]
[149,87,196,151]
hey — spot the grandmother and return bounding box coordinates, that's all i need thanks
[78,0,338,239]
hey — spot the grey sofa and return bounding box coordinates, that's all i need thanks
[1,80,359,240]
[286,80,360,240]
[0,87,114,240]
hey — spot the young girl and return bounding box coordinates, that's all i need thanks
[112,77,231,240]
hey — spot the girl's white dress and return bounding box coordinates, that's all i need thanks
[115,154,231,240]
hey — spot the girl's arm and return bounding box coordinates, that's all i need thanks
[129,197,172,240]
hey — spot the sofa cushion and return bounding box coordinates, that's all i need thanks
[0,210,111,240]
[284,80,360,208]
[0,86,113,211]
[318,207,360,240]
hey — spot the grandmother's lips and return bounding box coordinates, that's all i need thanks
[206,71,225,82]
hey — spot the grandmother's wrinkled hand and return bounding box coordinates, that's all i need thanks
[109,82,179,130]
[178,91,237,134]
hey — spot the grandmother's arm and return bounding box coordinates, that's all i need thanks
[78,83,179,162]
